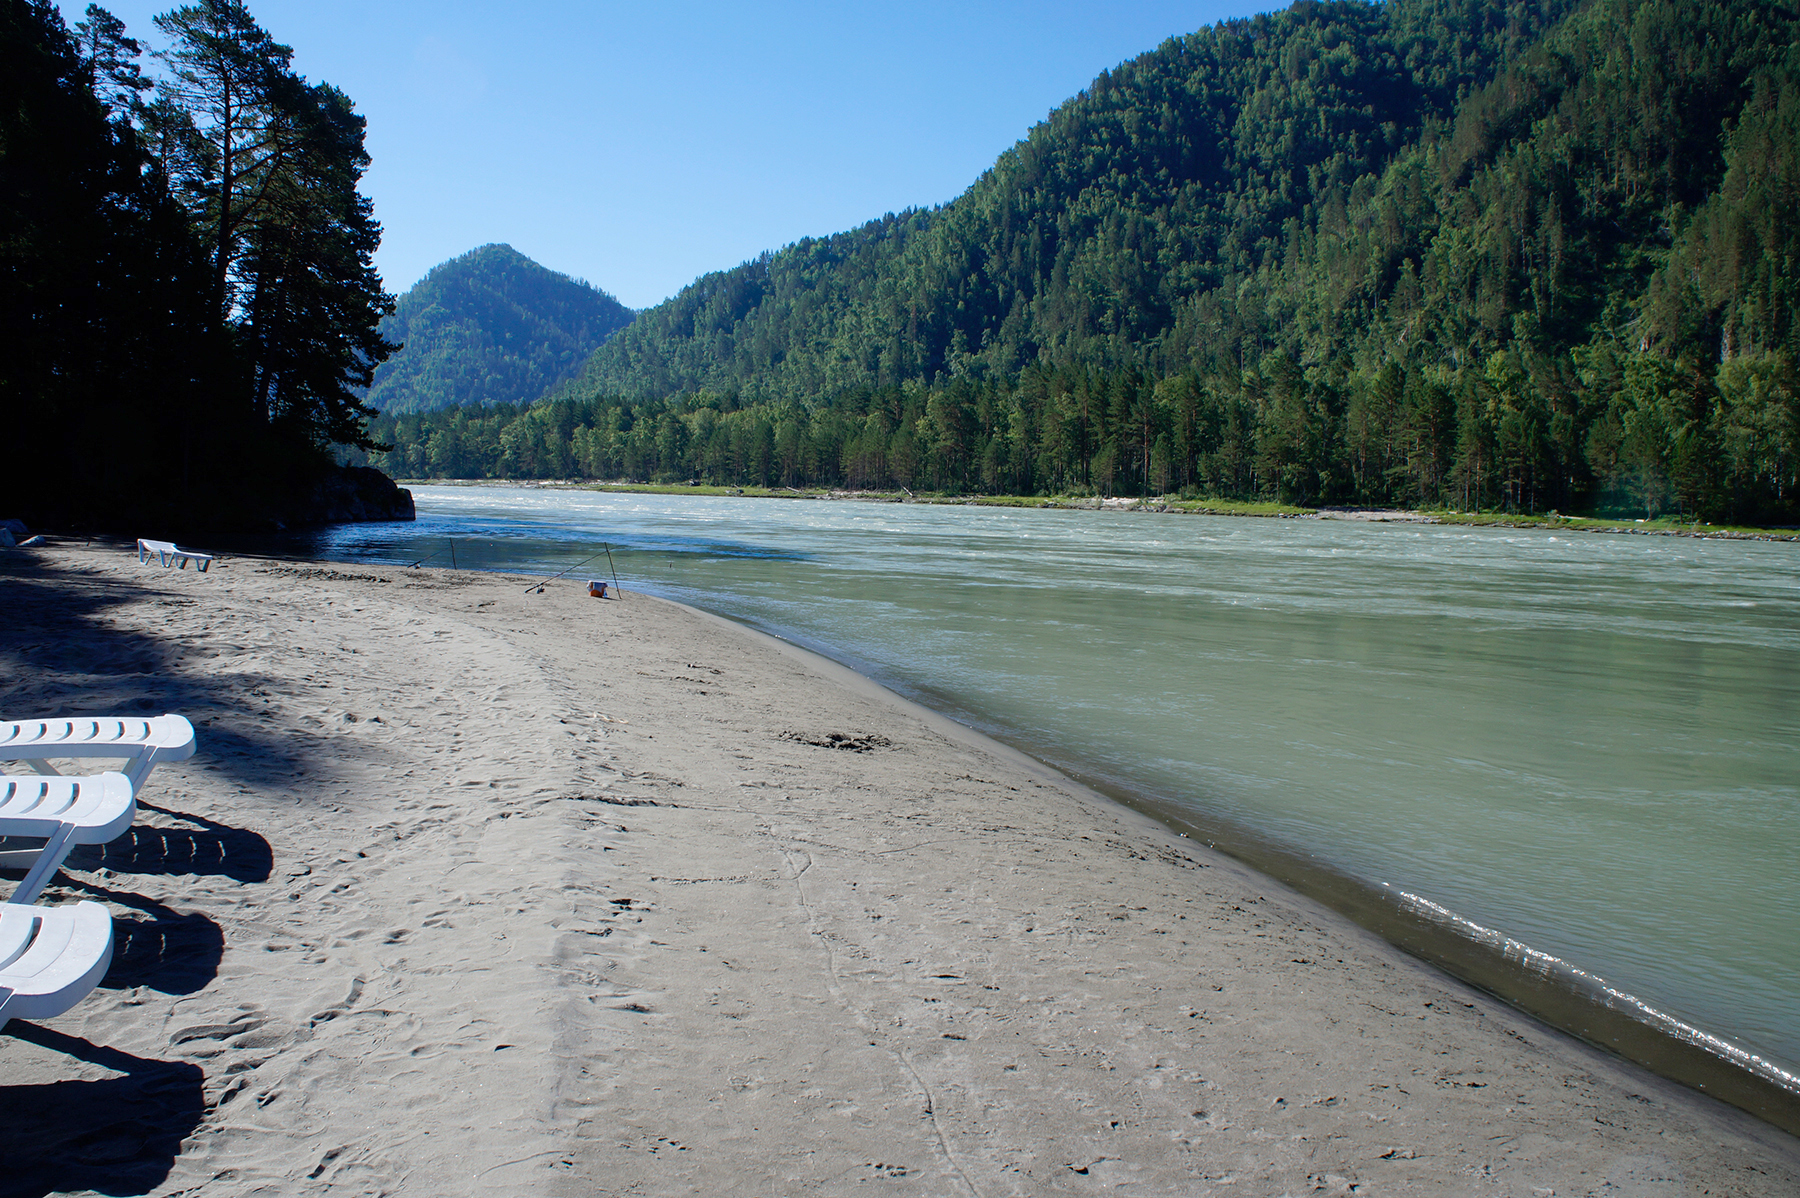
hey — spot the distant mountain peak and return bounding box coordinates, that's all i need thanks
[367,246,634,414]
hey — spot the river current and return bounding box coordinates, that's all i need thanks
[299,485,1800,1094]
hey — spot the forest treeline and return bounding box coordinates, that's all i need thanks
[370,0,1799,521]
[1,0,397,530]
[357,343,1791,517]
[365,243,634,415]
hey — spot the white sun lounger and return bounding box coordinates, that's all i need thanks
[0,714,196,789]
[0,772,136,903]
[137,538,213,572]
[0,900,114,1028]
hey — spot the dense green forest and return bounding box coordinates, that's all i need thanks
[1,0,401,530]
[366,243,633,415]
[371,0,1799,522]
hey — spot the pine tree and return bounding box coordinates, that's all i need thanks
[152,0,393,450]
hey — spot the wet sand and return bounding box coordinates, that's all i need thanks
[2,544,1796,1196]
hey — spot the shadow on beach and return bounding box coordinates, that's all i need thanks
[69,802,274,885]
[0,1024,205,1198]
[76,880,227,997]
[0,551,317,793]
[0,874,229,997]
[3,800,266,997]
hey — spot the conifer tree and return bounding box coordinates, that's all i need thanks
[151,0,393,449]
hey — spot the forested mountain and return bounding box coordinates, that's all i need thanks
[573,0,1581,399]
[374,0,1800,523]
[2,0,405,531]
[366,244,634,414]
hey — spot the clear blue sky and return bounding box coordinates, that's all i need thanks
[60,2,1276,308]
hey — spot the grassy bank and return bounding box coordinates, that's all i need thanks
[1425,510,1800,541]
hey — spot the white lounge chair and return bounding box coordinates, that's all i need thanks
[0,900,114,1028]
[0,772,136,903]
[0,714,196,789]
[137,538,213,572]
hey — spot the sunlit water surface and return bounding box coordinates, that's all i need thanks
[299,486,1800,1073]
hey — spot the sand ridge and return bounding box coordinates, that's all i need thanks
[0,545,1795,1196]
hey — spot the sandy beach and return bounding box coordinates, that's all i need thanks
[2,544,1797,1197]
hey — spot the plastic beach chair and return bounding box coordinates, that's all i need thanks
[136,538,213,572]
[0,900,114,1028]
[0,772,136,904]
[0,714,196,789]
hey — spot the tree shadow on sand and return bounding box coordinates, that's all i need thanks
[0,1024,206,1198]
[1,552,327,793]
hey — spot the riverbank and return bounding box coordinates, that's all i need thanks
[399,478,1800,542]
[3,544,1797,1195]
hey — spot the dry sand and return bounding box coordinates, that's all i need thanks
[1,544,1797,1197]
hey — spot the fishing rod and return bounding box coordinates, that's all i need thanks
[523,546,611,594]
[603,542,622,597]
